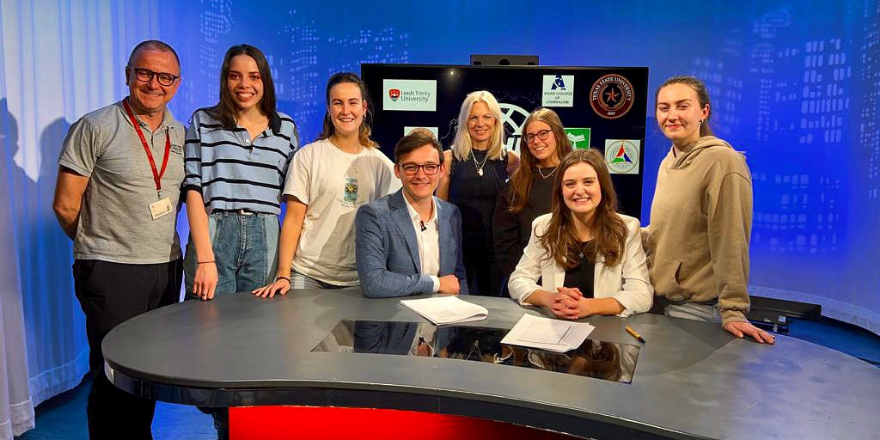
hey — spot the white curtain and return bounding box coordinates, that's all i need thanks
[0,5,35,436]
[0,106,33,440]
[0,1,160,437]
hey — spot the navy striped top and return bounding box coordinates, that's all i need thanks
[183,109,299,215]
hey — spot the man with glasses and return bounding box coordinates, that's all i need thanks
[52,40,184,440]
[355,130,468,298]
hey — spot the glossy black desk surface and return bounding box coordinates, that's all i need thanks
[103,290,880,440]
[313,320,641,383]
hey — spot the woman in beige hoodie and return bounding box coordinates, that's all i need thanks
[644,76,775,344]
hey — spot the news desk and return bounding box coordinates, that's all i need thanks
[102,290,880,440]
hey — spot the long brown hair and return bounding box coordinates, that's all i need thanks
[206,44,281,133]
[655,75,714,137]
[317,72,378,148]
[539,149,626,269]
[508,108,572,213]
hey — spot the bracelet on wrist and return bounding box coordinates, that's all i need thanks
[276,276,291,285]
[197,260,215,264]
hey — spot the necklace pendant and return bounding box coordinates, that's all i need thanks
[579,252,584,259]
[477,168,483,177]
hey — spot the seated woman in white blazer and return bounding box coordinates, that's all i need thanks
[508,149,652,319]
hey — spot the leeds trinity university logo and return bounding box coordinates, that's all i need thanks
[388,89,401,101]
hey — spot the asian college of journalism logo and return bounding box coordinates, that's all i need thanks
[542,74,574,107]
[604,139,640,174]
[552,75,566,90]
[590,74,634,119]
[388,89,401,101]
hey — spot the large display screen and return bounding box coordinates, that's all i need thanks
[362,64,649,218]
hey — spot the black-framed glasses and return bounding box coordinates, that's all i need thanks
[129,67,179,86]
[524,129,552,144]
[398,162,441,176]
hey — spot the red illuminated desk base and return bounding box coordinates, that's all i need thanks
[229,406,579,440]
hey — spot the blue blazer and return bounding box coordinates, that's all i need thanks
[355,189,468,298]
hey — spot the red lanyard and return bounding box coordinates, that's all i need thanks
[123,99,170,197]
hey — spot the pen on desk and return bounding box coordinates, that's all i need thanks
[625,326,646,343]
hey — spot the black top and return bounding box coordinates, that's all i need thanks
[448,149,508,255]
[563,241,596,298]
[493,168,556,278]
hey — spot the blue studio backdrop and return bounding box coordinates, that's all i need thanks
[166,0,880,333]
[0,0,877,409]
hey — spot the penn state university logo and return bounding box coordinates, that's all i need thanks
[590,74,634,120]
[389,89,401,101]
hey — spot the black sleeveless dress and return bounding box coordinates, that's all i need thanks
[448,149,508,296]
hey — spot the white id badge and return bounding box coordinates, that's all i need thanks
[149,197,173,220]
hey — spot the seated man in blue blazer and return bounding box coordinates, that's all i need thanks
[356,130,468,298]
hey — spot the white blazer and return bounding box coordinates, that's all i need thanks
[508,213,653,317]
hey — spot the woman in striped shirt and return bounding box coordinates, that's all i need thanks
[183,44,299,301]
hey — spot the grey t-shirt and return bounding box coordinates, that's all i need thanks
[58,99,185,264]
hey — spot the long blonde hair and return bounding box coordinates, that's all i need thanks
[452,90,504,161]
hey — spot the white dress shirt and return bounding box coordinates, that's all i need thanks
[403,195,440,292]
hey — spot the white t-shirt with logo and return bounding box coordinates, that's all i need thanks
[284,139,401,285]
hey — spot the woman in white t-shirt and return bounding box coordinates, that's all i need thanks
[253,72,400,295]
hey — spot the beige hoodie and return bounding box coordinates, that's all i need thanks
[643,136,752,326]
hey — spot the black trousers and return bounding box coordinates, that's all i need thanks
[181,293,230,439]
[73,259,182,440]
[464,251,504,297]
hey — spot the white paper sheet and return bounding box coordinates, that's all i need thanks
[400,296,488,325]
[501,313,595,353]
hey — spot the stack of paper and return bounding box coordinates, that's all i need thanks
[500,313,595,353]
[400,296,488,325]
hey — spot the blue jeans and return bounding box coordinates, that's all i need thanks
[184,210,279,299]
[183,211,278,438]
